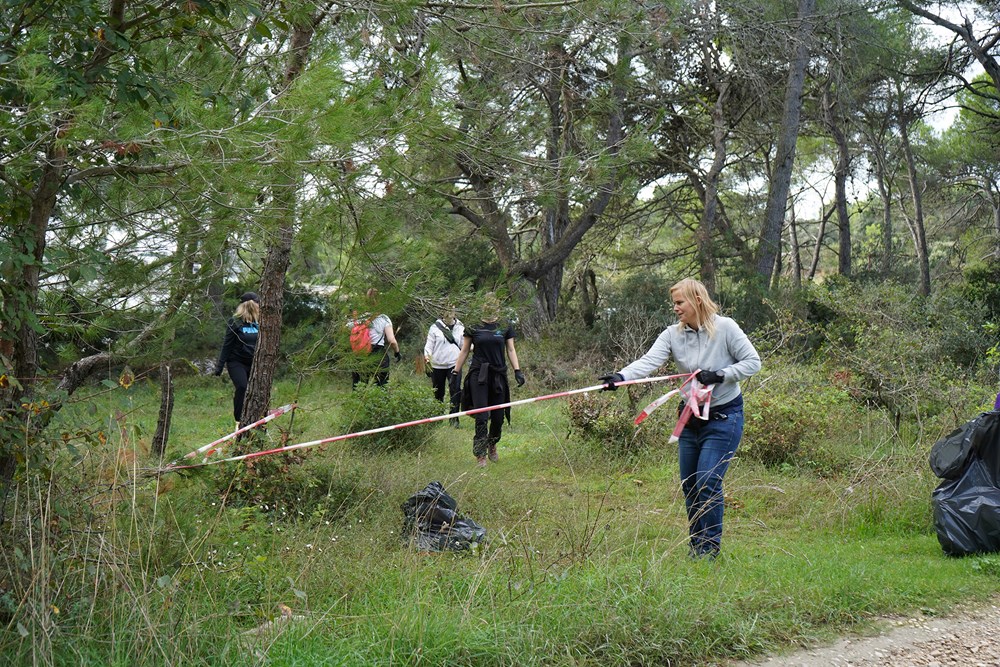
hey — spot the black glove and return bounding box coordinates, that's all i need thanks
[394,351,402,363]
[514,369,525,387]
[696,369,725,385]
[598,372,624,391]
[214,363,224,377]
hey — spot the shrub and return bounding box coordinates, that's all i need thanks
[516,335,597,392]
[339,377,443,453]
[566,392,659,458]
[792,280,993,422]
[743,395,835,469]
[741,362,854,474]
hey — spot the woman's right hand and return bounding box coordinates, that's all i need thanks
[598,373,624,391]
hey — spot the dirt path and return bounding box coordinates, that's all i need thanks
[729,601,1000,667]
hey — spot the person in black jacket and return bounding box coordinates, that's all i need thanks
[451,293,525,467]
[214,292,260,422]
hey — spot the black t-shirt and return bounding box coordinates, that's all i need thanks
[465,321,515,369]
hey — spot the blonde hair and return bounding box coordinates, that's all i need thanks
[670,278,719,337]
[482,292,501,322]
[235,299,260,323]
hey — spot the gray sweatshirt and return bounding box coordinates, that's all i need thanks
[618,315,761,406]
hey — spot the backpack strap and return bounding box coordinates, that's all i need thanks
[434,320,461,348]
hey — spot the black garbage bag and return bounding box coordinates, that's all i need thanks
[401,482,486,552]
[930,411,1000,556]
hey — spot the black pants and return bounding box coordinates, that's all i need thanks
[466,367,507,458]
[473,413,503,458]
[352,345,390,389]
[226,360,252,422]
[430,367,462,414]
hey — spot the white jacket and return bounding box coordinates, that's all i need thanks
[424,319,465,369]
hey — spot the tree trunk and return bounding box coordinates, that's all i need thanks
[807,204,835,281]
[898,107,930,297]
[242,217,294,426]
[822,85,853,277]
[873,154,894,275]
[694,2,731,294]
[754,0,816,283]
[990,181,1000,260]
[536,266,564,322]
[789,206,802,287]
[0,140,68,501]
[772,228,783,290]
[151,362,174,457]
[240,19,318,426]
[576,268,598,328]
[699,78,730,294]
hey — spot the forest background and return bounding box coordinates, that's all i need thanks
[2,0,1000,665]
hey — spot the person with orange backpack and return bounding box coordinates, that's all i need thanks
[347,288,400,389]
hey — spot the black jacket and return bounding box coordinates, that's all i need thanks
[216,318,259,373]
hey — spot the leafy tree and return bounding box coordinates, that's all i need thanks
[896,0,1000,96]
[0,0,255,501]
[389,2,664,326]
[936,73,1000,257]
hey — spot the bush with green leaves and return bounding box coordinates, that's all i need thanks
[339,376,444,453]
[741,361,854,474]
[211,455,379,523]
[769,280,994,423]
[589,273,676,365]
[566,392,659,458]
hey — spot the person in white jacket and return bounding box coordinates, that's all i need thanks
[424,308,464,427]
[599,278,761,560]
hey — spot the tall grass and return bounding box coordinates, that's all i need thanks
[2,370,998,666]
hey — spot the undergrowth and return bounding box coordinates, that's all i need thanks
[1,358,997,666]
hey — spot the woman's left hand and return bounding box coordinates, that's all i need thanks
[696,369,725,385]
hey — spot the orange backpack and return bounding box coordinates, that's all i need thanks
[350,316,372,354]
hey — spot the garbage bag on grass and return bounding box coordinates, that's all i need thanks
[401,481,486,552]
[930,411,1000,556]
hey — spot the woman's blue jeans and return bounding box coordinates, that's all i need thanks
[678,406,744,556]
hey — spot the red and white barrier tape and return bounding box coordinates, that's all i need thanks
[178,403,297,462]
[633,371,714,442]
[153,373,703,474]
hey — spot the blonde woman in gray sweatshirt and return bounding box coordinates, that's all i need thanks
[600,278,761,559]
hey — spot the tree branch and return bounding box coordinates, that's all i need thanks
[65,162,189,186]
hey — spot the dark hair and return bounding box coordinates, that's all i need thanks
[240,291,260,304]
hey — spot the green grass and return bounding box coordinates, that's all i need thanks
[2,371,998,666]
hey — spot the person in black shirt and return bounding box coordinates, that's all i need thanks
[452,293,526,467]
[214,292,260,422]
